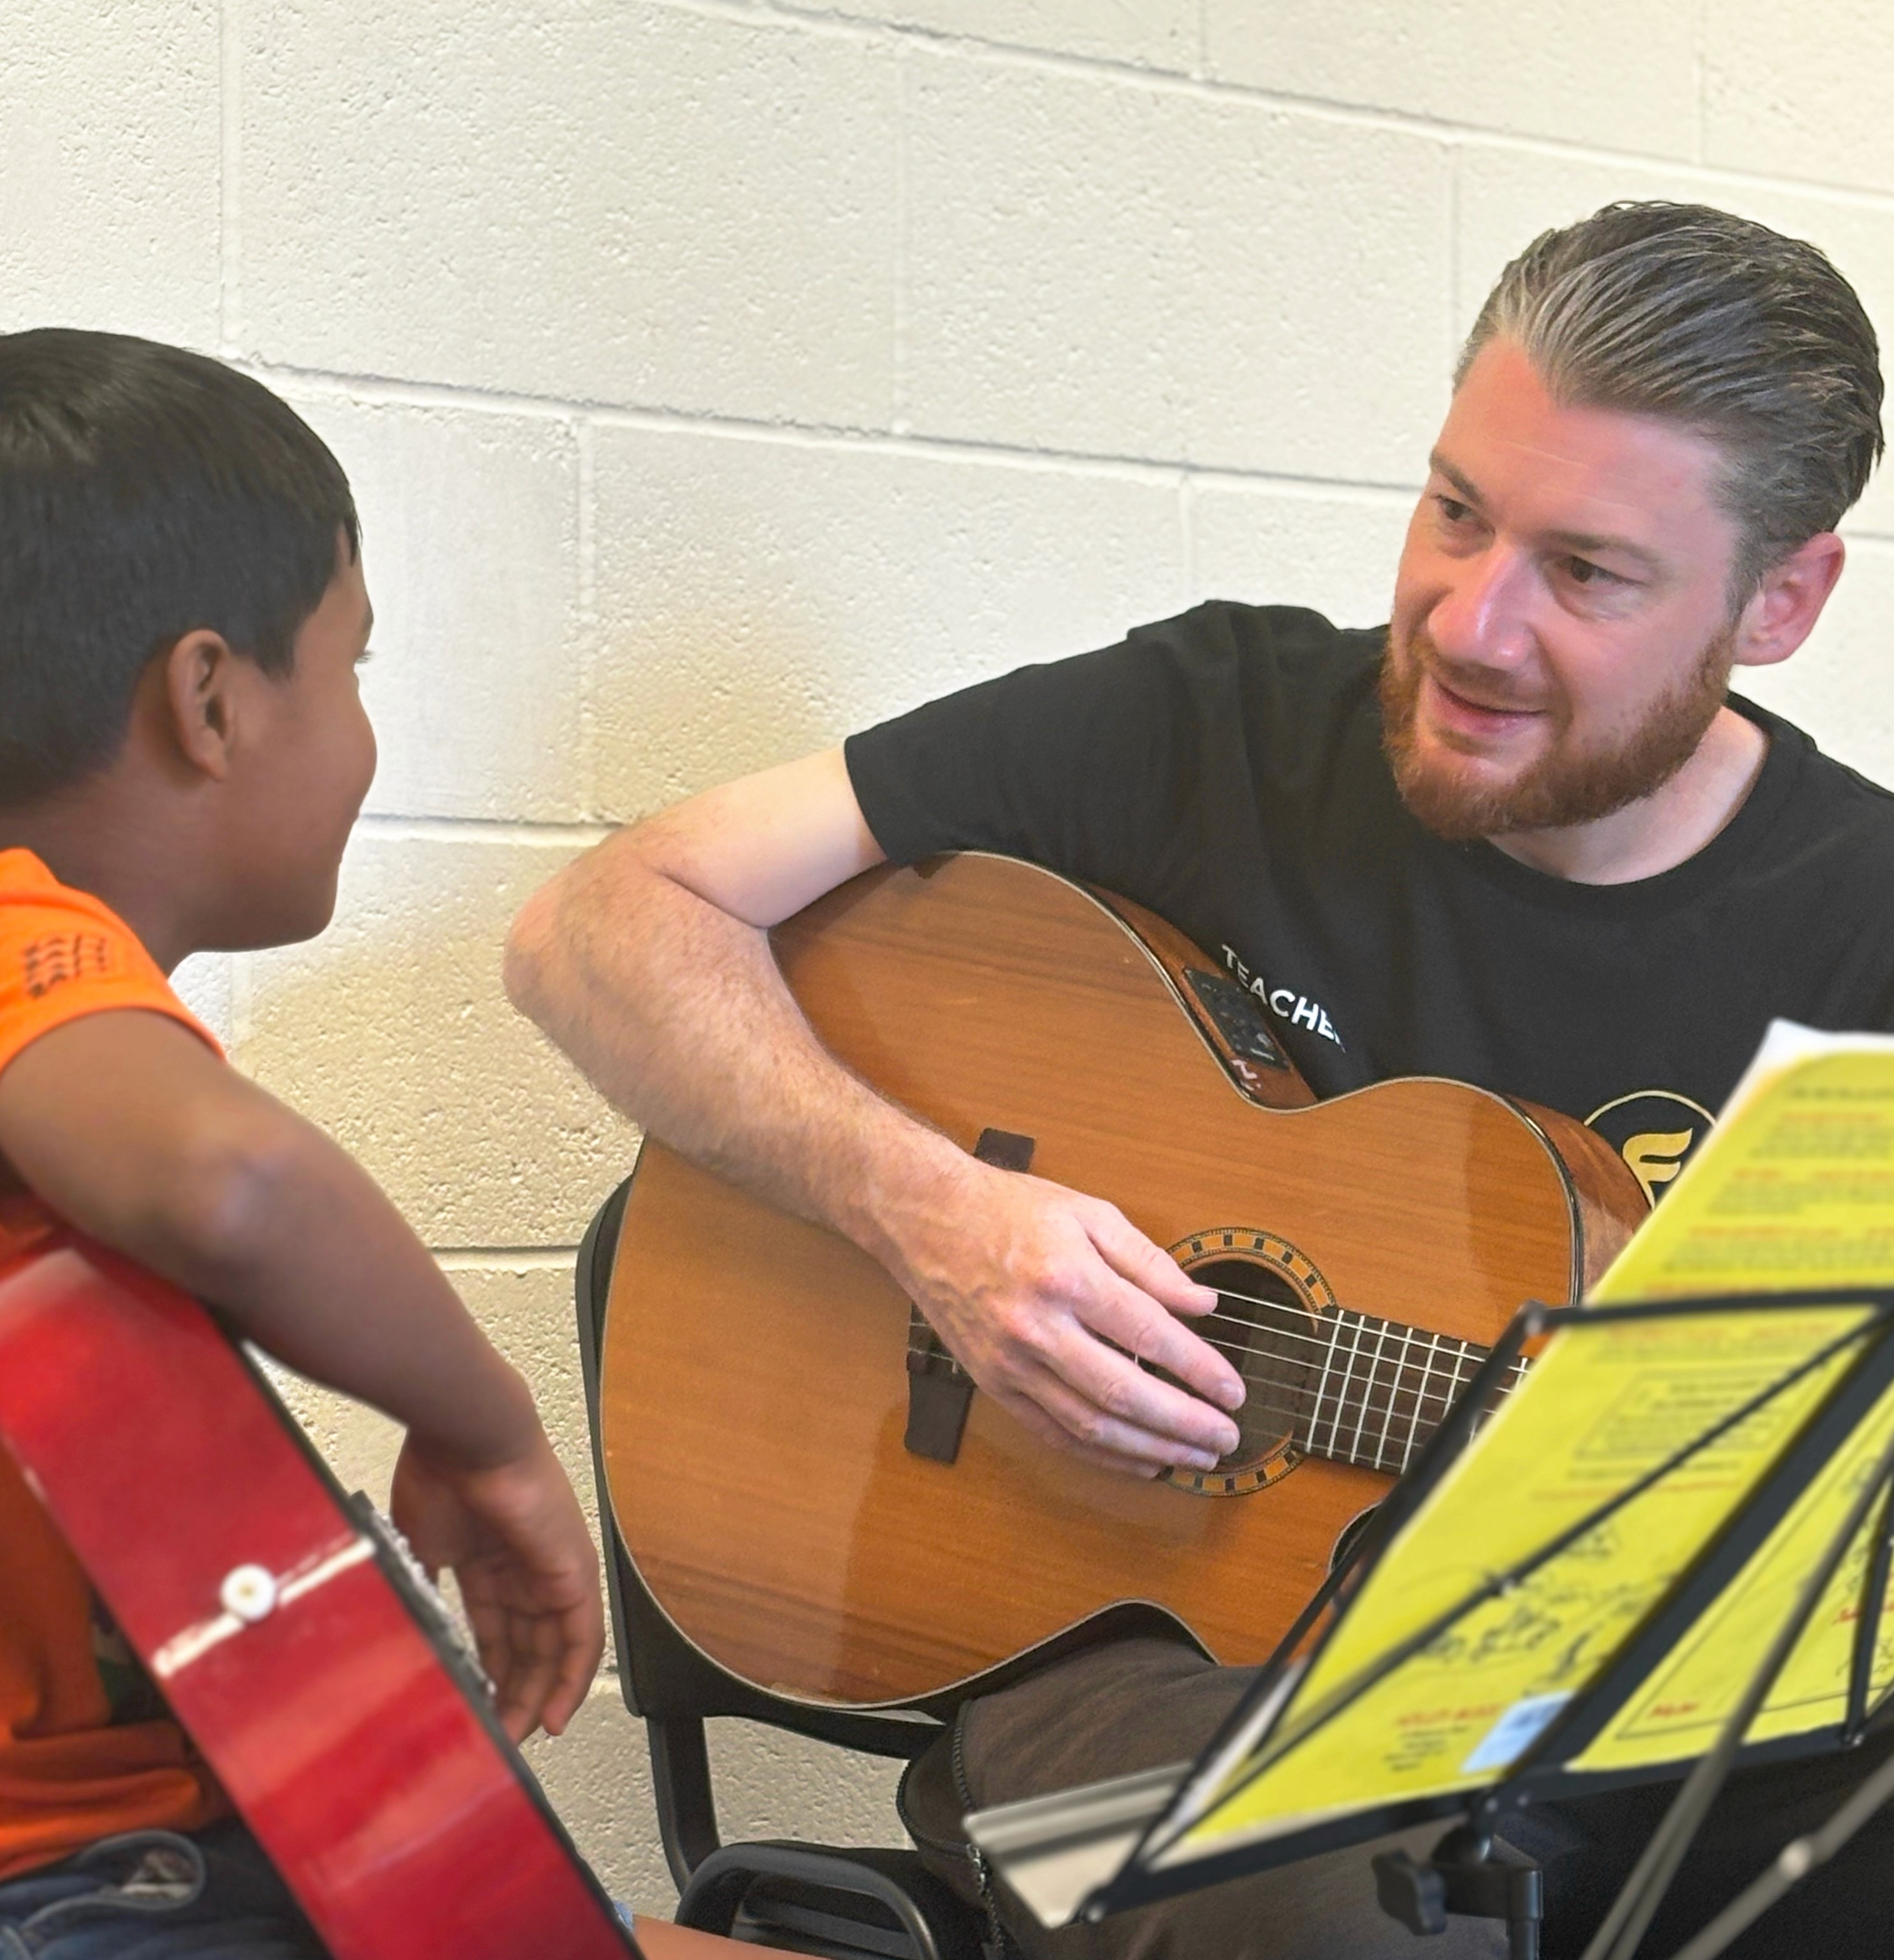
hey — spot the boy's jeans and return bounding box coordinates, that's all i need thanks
[0,1823,327,1959]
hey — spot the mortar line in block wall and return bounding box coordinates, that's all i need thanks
[1180,473,1200,605]
[222,357,1894,535]
[236,361,1437,489]
[433,1250,582,1271]
[228,345,1894,519]
[1429,129,1894,213]
[676,0,1894,205]
[891,38,909,436]
[1446,142,1464,359]
[217,0,243,354]
[576,417,600,820]
[352,814,614,847]
[1693,0,1709,166]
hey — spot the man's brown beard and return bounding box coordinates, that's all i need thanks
[1378,624,1735,842]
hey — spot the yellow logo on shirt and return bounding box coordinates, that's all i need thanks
[1585,1090,1717,1207]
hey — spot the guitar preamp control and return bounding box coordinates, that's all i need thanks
[1185,968,1289,1069]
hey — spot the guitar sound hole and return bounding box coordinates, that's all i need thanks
[1148,1244,1327,1496]
[1191,1257,1319,1464]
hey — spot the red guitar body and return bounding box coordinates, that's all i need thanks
[0,1238,636,1960]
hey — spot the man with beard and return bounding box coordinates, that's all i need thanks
[507,203,1894,1954]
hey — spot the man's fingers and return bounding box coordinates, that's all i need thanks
[904,1167,1259,1474]
[997,1368,1189,1477]
[1076,1251,1245,1417]
[960,1288,1236,1460]
[1047,1325,1241,1461]
[1087,1204,1220,1320]
[1015,1339,1237,1467]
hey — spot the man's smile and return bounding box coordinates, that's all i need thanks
[1418,665,1549,744]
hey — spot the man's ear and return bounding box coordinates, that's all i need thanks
[1731,532,1847,672]
[160,630,244,781]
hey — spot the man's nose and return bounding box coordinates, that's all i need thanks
[1429,544,1535,668]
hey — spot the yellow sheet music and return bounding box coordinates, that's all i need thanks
[1157,1024,1894,1866]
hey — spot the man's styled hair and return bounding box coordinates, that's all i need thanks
[1461,201,1885,598]
[0,329,359,807]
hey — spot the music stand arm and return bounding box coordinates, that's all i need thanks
[1580,1418,1894,1960]
[1666,1736,1894,1960]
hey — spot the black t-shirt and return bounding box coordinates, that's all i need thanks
[844,601,1894,1201]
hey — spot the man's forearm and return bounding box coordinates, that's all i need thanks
[507,839,962,1267]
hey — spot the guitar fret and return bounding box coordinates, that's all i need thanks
[1450,1340,1482,1434]
[1289,1306,1521,1476]
[1330,1312,1367,1460]
[1347,1316,1387,1467]
[1307,1313,1342,1452]
[1318,1311,1347,1457]
[1373,1321,1417,1473]
[1365,1320,1393,1471]
[1403,1330,1445,1474]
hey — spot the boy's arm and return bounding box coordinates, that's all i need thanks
[0,1007,603,1743]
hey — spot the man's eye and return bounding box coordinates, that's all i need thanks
[1435,496,1472,524]
[1565,558,1617,587]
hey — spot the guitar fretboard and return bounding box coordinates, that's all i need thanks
[1224,1295,1523,1476]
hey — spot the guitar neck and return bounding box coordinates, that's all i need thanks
[1288,1306,1519,1476]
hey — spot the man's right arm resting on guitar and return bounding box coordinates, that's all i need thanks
[504,747,1245,1478]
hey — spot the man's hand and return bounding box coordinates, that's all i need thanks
[883,1153,1246,1477]
[390,1429,605,1743]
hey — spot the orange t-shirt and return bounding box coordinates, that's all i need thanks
[0,849,227,1879]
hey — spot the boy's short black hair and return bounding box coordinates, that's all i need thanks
[0,329,359,807]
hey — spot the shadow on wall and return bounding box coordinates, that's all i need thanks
[592,611,850,823]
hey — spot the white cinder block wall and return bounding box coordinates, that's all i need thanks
[8,0,1894,1916]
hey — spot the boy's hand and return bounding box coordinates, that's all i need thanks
[389,1429,605,1743]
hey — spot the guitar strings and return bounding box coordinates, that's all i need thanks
[1147,1287,1531,1377]
[1141,1369,1531,1471]
[1136,1305,1532,1466]
[1175,1330,1532,1390]
[920,1279,1531,1374]
[919,1282,1535,1460]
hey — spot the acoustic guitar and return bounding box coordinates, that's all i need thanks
[599,853,1645,1708]
[0,1237,636,1960]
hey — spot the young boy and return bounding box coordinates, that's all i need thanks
[0,328,604,1955]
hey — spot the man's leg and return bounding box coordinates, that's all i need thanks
[902,1639,1507,1959]
[1510,1733,1894,1960]
[0,1819,328,1957]
[908,1638,1894,1960]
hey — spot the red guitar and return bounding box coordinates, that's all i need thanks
[0,1237,637,1960]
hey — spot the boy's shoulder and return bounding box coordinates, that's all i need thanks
[0,851,219,1067]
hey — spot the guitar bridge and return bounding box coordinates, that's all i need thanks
[904,1325,973,1463]
[902,1127,1034,1464]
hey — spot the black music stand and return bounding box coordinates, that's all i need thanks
[967,1285,1894,1960]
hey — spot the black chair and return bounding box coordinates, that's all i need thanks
[574,1176,988,1959]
